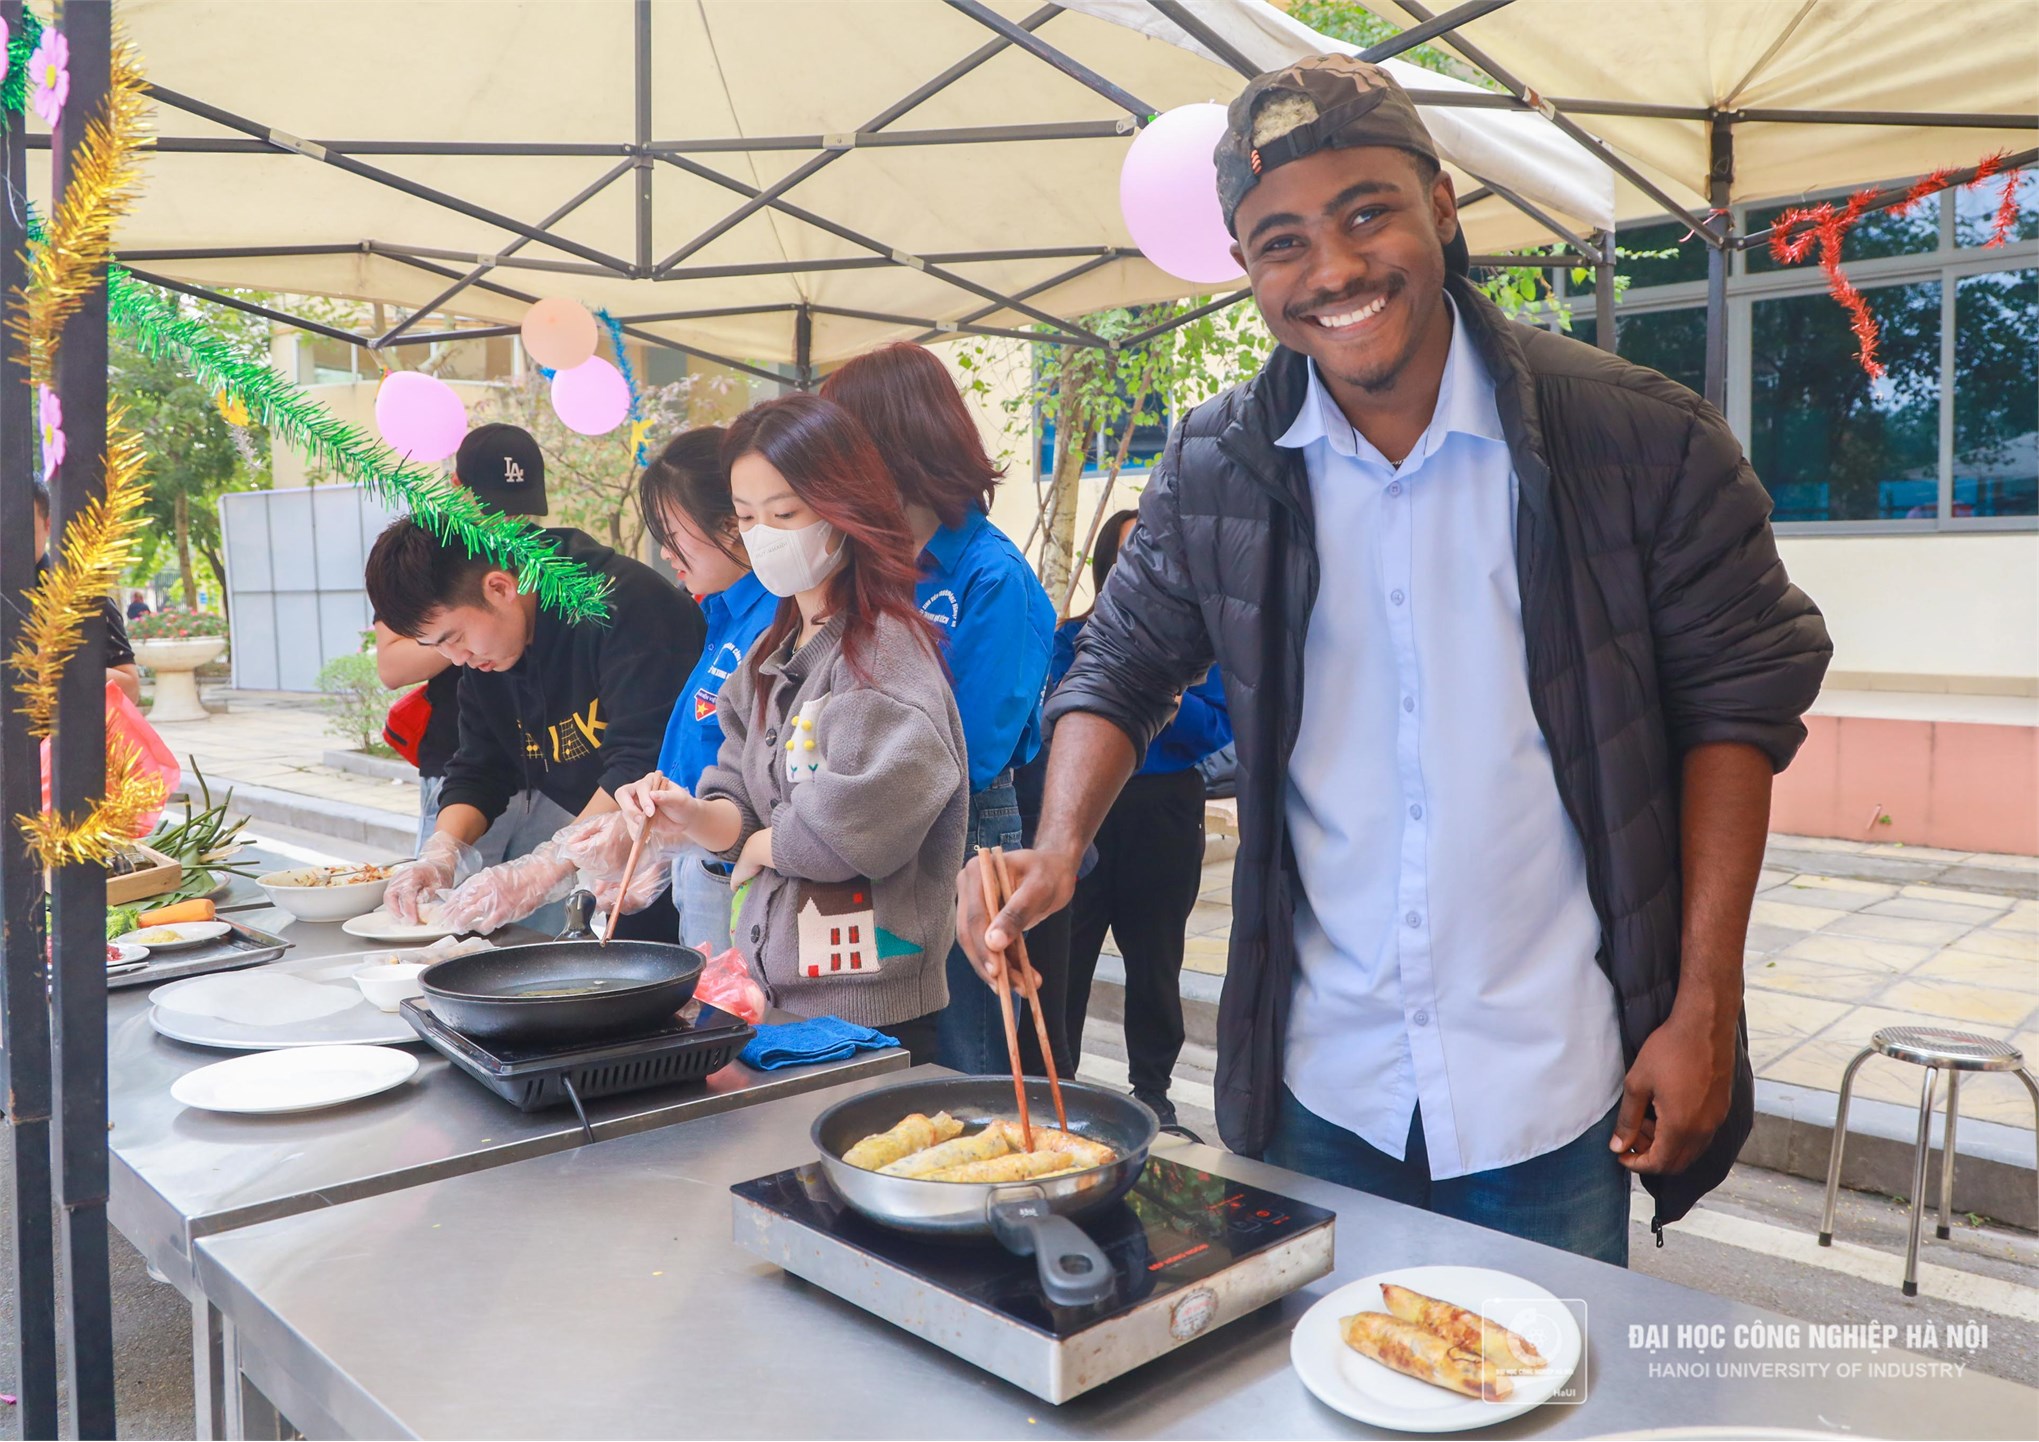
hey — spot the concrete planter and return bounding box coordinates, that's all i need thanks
[133,636,228,723]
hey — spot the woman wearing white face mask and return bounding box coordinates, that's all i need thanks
[614,395,968,1062]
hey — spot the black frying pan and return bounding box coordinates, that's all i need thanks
[419,891,705,1046]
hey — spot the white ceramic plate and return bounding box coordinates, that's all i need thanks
[148,954,423,1049]
[342,907,460,942]
[120,920,232,950]
[1291,1265,1582,1433]
[170,1044,419,1114]
[107,941,150,966]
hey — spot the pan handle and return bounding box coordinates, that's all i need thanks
[987,1195,1114,1308]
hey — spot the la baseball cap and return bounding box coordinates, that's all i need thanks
[1214,54,1470,275]
[454,423,548,516]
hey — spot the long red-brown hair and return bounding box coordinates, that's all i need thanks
[721,393,937,710]
[819,342,1003,528]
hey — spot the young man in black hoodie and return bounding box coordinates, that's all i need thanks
[366,514,705,940]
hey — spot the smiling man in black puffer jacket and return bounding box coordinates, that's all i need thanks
[958,57,1831,1261]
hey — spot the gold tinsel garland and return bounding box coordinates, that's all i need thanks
[11,29,165,868]
[12,38,150,384]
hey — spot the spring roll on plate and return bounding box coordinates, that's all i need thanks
[842,1111,964,1170]
[878,1128,1011,1177]
[1381,1283,1547,1371]
[1340,1312,1513,1402]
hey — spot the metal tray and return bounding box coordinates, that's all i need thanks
[108,918,292,990]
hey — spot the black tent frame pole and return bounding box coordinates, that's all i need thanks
[49,2,118,1434]
[1593,229,1616,353]
[0,1,59,1434]
[1703,113,1734,408]
[649,4,1063,274]
[1357,0,1518,62]
[794,305,814,391]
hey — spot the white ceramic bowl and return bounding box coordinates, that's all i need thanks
[256,866,393,924]
[352,960,428,1012]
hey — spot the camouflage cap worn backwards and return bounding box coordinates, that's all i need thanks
[1215,55,1465,273]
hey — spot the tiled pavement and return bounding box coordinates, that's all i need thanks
[1133,834,2039,1133]
[149,688,420,819]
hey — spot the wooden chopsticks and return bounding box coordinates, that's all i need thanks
[989,847,1069,1132]
[973,847,1032,1151]
[602,828,646,946]
[975,844,1070,1147]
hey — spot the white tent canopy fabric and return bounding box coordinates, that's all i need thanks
[1358,0,2039,226]
[50,0,1615,370]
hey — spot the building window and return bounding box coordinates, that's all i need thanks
[1956,171,2039,249]
[1953,268,2039,518]
[1751,281,1941,522]
[1606,306,1707,398]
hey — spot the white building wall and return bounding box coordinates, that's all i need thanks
[1777,532,2039,693]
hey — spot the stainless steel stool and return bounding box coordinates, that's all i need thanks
[1817,1025,2039,1295]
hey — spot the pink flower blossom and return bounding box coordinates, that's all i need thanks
[37,385,63,482]
[0,19,12,89]
[29,31,67,128]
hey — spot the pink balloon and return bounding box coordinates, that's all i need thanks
[521,296,599,370]
[1119,102,1245,286]
[374,370,468,463]
[550,357,631,436]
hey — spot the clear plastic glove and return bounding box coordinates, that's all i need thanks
[385,831,478,924]
[614,770,704,849]
[589,861,673,921]
[555,808,687,886]
[437,841,577,936]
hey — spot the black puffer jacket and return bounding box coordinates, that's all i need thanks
[1047,278,1832,1230]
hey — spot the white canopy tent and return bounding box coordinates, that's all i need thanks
[32,0,1619,378]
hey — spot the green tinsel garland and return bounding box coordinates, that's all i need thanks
[104,272,611,620]
[5,5,610,622]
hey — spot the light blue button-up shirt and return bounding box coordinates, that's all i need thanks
[1276,299,1624,1180]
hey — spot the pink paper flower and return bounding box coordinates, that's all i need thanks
[0,19,12,88]
[29,30,67,128]
[38,385,64,482]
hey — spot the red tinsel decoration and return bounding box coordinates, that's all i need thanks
[1765,150,2027,376]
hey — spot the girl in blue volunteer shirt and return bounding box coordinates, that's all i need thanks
[1052,513,1230,1128]
[821,344,1062,1075]
[637,428,779,951]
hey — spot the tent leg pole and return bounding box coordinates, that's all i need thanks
[795,306,814,392]
[1594,230,1616,352]
[0,2,60,1433]
[50,2,119,1430]
[1703,114,1734,409]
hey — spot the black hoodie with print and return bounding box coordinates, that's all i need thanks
[436,528,705,824]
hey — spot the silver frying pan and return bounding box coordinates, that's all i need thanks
[810,1075,1158,1306]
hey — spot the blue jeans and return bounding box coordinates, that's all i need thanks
[673,845,734,955]
[935,772,1022,1074]
[1267,1088,1631,1267]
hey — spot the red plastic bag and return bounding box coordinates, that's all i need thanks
[41,681,183,837]
[695,945,767,1026]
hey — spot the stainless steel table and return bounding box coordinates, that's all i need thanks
[193,1064,2039,1441]
[107,911,909,1438]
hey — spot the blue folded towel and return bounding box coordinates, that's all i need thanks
[739,1015,899,1071]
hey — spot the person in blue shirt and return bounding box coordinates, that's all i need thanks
[638,427,779,951]
[821,344,1064,1075]
[1052,512,1231,1128]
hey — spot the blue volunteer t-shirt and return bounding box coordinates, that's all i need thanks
[656,570,780,791]
[1050,617,1230,776]
[918,510,1055,793]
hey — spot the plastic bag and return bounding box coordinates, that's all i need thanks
[41,680,182,837]
[695,944,767,1026]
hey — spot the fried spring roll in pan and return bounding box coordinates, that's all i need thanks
[1340,1313,1513,1402]
[878,1129,1011,1177]
[1381,1283,1547,1371]
[923,1149,1082,1183]
[990,1121,1117,1168]
[842,1111,964,1170]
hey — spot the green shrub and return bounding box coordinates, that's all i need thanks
[315,652,396,755]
